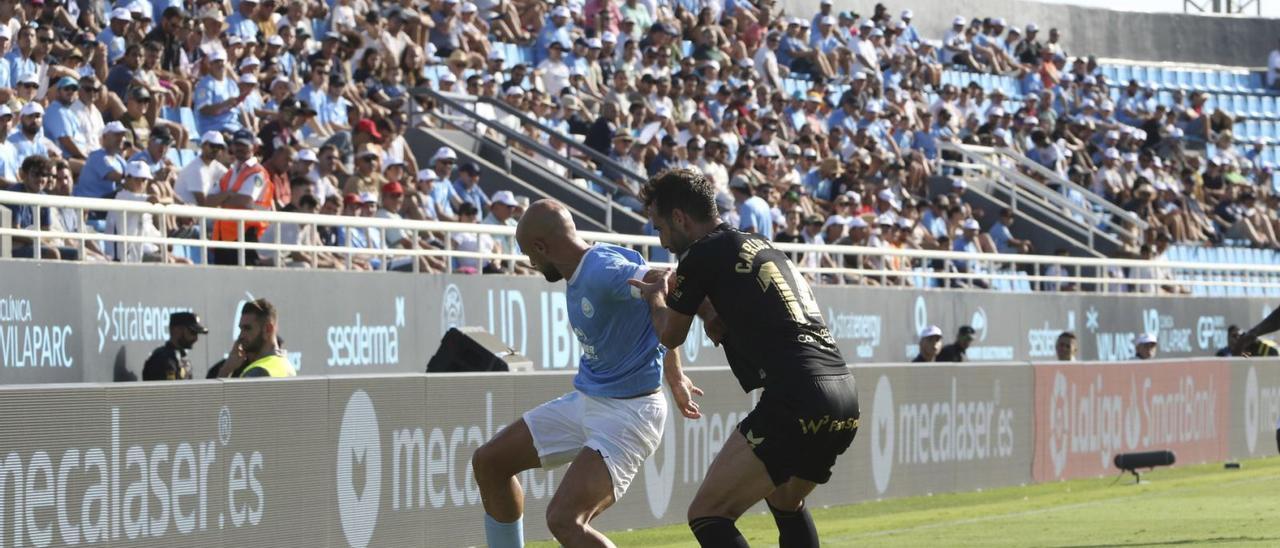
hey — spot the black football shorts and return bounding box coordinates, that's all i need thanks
[737,374,859,486]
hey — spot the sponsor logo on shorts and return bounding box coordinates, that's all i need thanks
[797,416,860,434]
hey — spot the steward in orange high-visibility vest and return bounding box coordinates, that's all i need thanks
[208,129,273,265]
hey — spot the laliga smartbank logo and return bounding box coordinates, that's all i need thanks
[1047,371,1218,478]
[868,374,1016,494]
[0,406,265,545]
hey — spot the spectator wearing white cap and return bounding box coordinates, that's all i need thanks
[533,4,574,63]
[942,16,987,72]
[809,0,834,40]
[1133,333,1159,360]
[777,16,835,79]
[10,102,54,168]
[194,48,245,134]
[106,161,186,263]
[426,146,464,221]
[0,106,16,183]
[913,326,944,362]
[951,218,990,288]
[224,0,261,38]
[99,8,133,65]
[174,131,229,206]
[74,122,131,200]
[45,76,90,168]
[900,10,921,45]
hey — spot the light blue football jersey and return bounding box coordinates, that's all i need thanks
[566,244,665,398]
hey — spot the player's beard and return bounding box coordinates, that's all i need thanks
[240,331,266,354]
[540,264,563,282]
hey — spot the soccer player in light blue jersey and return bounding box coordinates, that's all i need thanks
[472,199,702,547]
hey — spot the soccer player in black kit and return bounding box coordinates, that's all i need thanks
[629,169,859,547]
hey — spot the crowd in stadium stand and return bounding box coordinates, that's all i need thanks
[0,0,1274,288]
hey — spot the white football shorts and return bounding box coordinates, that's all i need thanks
[523,390,667,503]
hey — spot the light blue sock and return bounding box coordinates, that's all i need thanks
[484,513,525,548]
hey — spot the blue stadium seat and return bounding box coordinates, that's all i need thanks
[1190,71,1208,91]
[1248,72,1265,91]
[177,107,197,138]
[681,40,693,57]
[1115,65,1132,84]
[1247,95,1263,119]
[1130,66,1148,86]
[165,148,182,166]
[1232,73,1252,92]
[1100,65,1118,82]
[1160,68,1178,90]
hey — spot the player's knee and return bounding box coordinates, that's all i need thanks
[471,443,505,483]
[545,503,587,540]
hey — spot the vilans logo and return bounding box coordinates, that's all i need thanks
[337,390,382,548]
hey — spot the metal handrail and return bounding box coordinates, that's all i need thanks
[993,145,1148,231]
[478,95,649,188]
[939,142,1136,250]
[3,190,1279,295]
[414,86,636,197]
[411,86,643,230]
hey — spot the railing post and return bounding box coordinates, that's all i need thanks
[77,206,86,261]
[444,227,453,274]
[606,193,614,231]
[161,211,170,264]
[34,205,42,259]
[237,220,245,267]
[0,206,9,258]
[273,218,282,268]
[409,225,419,272]
[120,210,127,262]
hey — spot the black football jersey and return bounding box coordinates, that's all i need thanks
[667,224,847,391]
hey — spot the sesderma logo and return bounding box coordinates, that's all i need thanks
[336,390,382,548]
[327,298,406,368]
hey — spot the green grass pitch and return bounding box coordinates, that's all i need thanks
[531,456,1280,547]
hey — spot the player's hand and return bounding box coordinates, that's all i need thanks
[219,344,248,377]
[629,270,670,302]
[667,373,704,419]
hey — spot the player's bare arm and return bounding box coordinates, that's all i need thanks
[629,272,694,349]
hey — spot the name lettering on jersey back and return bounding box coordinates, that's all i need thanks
[734,239,770,273]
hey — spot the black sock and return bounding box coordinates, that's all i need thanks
[768,501,819,548]
[690,516,750,547]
